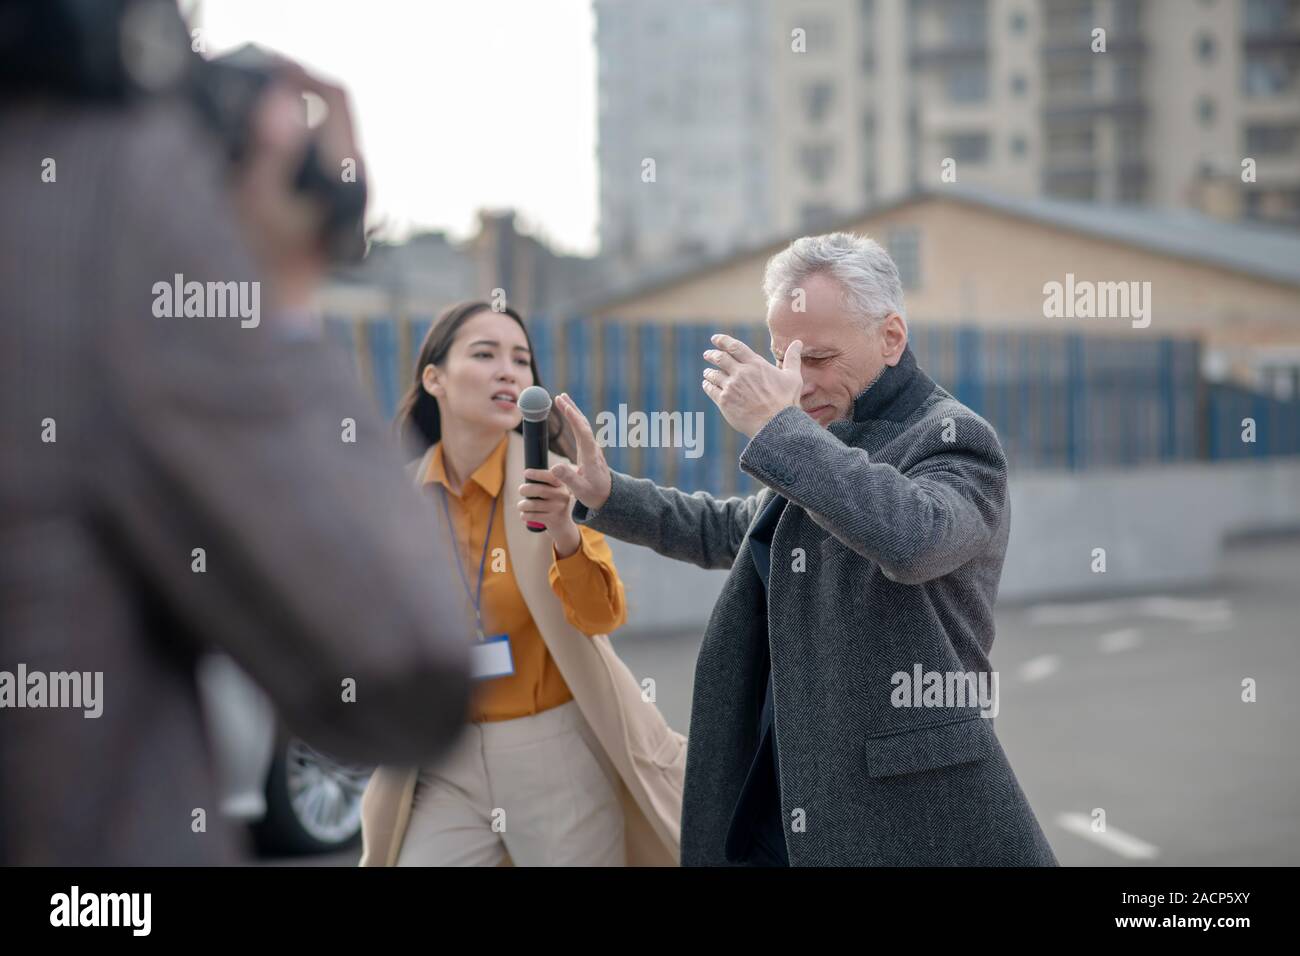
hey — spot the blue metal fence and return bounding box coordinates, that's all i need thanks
[1207,382,1300,460]
[325,313,1299,495]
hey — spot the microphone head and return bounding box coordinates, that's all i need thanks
[517,385,552,423]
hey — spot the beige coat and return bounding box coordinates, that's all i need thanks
[358,431,685,866]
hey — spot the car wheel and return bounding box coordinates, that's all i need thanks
[252,735,372,856]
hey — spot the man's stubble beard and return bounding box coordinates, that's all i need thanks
[847,361,888,410]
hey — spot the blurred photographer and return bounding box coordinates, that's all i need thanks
[0,0,471,864]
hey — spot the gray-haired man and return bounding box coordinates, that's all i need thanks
[551,232,1057,866]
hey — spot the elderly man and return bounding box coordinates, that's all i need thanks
[548,232,1057,866]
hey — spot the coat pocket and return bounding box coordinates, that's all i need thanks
[862,715,994,778]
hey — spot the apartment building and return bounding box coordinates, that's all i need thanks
[595,0,1300,274]
[594,0,776,278]
[772,0,1300,228]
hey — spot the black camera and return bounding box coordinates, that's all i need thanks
[191,42,368,263]
[0,0,367,263]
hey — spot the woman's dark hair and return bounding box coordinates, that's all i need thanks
[395,300,574,460]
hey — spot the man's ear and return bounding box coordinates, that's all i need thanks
[881,314,907,366]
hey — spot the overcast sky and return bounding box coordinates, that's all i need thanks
[188,0,599,254]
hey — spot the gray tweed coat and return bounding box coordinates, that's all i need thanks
[573,345,1058,866]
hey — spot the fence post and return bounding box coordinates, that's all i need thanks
[1159,339,1176,462]
[955,326,983,416]
[1067,333,1085,471]
[1253,391,1268,459]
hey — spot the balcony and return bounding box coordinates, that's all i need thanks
[1040,34,1146,57]
[909,37,988,67]
[1243,29,1300,51]
[1243,1,1300,47]
[1243,25,1300,53]
[1041,92,1146,120]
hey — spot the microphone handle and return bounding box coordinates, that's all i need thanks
[523,420,549,533]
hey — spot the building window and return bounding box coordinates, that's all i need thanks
[1011,73,1028,96]
[1243,54,1294,96]
[945,132,990,162]
[1118,176,1145,204]
[945,64,989,102]
[798,19,835,52]
[1010,10,1028,33]
[1198,96,1216,125]
[1244,191,1266,219]
[1046,124,1095,155]
[947,0,988,44]
[1115,62,1142,98]
[1114,1,1141,33]
[1045,172,1096,201]
[886,228,921,291]
[1245,0,1294,34]
[1044,1,1094,41]
[1046,63,1094,97]
[1197,34,1215,62]
[799,143,836,184]
[1011,134,1028,157]
[804,82,834,123]
[1245,123,1300,155]
[861,0,877,71]
[1116,119,1143,158]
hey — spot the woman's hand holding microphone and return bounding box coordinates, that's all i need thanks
[517,393,612,558]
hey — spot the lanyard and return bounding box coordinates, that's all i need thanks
[436,484,498,642]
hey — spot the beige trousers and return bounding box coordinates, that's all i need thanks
[396,699,626,866]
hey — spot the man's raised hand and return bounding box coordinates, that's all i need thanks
[549,393,613,512]
[702,333,804,438]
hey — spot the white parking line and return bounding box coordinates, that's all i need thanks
[1137,596,1233,624]
[1056,812,1161,860]
[1017,654,1061,682]
[1026,595,1233,627]
[1026,600,1132,626]
[1099,628,1143,653]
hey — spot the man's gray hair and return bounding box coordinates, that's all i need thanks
[762,231,906,329]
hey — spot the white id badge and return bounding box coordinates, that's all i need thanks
[469,633,514,680]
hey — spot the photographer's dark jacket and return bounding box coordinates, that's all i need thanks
[574,346,1058,866]
[0,100,471,864]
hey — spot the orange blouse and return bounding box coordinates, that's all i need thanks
[424,435,627,723]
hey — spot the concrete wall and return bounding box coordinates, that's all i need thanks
[606,458,1300,636]
[1000,457,1300,600]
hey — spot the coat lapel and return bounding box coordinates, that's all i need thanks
[501,432,681,863]
[360,432,684,866]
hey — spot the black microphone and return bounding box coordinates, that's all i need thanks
[517,386,552,533]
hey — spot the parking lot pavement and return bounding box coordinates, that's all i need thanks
[259,533,1300,866]
[992,533,1300,866]
[613,533,1300,866]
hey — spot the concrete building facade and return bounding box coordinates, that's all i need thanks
[596,0,1300,277]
